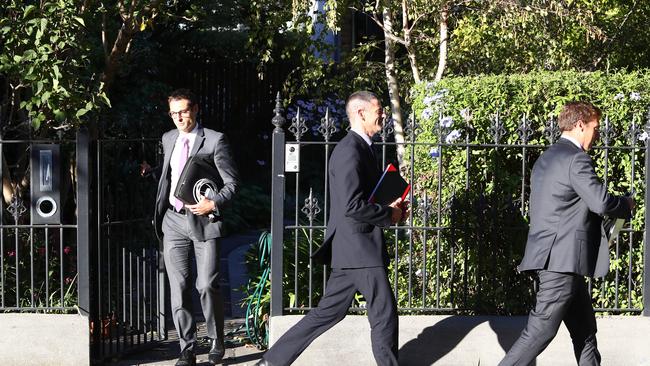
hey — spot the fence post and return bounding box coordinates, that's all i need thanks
[76,127,99,355]
[643,113,650,316]
[270,93,286,317]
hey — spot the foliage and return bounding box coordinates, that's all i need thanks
[409,70,650,313]
[449,0,650,75]
[1,228,78,310]
[0,0,109,130]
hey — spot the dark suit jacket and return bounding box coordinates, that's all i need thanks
[154,126,240,242]
[313,131,393,268]
[518,138,631,278]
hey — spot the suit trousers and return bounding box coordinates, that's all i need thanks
[162,209,224,352]
[262,267,398,366]
[499,270,600,366]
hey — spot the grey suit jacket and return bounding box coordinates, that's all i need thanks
[518,138,631,278]
[154,126,240,242]
[312,132,393,268]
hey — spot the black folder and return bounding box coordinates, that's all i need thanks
[174,155,223,205]
[368,163,410,205]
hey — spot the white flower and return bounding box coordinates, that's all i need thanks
[460,108,472,121]
[630,92,641,101]
[614,93,625,101]
[639,131,649,141]
[445,129,461,144]
[440,116,453,128]
[421,108,434,120]
[415,269,423,277]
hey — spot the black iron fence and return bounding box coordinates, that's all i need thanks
[0,129,164,362]
[269,94,650,317]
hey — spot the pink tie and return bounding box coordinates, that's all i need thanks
[174,137,189,211]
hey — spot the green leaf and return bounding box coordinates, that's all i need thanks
[54,109,66,122]
[75,108,88,118]
[74,16,85,27]
[41,91,51,104]
[53,65,61,79]
[23,5,36,19]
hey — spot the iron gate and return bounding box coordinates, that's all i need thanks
[268,94,650,317]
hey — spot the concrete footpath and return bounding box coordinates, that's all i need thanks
[269,314,650,365]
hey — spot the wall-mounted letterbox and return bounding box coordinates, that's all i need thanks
[31,144,60,224]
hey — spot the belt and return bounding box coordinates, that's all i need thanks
[168,204,186,215]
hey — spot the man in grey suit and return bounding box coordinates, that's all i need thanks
[153,89,240,366]
[499,101,634,366]
[256,91,405,366]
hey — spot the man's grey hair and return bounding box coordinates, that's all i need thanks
[346,91,379,119]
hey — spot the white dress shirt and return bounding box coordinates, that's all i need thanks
[560,134,583,151]
[169,125,199,206]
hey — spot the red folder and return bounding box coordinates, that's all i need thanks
[368,163,410,205]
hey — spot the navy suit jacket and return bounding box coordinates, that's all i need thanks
[154,126,240,242]
[313,132,393,268]
[518,138,631,278]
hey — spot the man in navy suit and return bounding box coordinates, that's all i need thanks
[499,101,634,365]
[256,91,405,366]
[153,89,240,366]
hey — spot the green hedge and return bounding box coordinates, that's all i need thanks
[400,70,650,314]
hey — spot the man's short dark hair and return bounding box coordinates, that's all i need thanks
[346,91,379,119]
[558,101,602,132]
[168,88,198,106]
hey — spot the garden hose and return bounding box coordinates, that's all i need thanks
[244,231,272,349]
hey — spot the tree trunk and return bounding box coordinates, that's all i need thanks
[434,8,448,82]
[101,21,137,91]
[402,0,420,83]
[382,7,406,170]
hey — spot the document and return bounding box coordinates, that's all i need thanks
[368,163,410,205]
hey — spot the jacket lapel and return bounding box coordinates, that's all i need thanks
[162,130,179,178]
[190,127,206,157]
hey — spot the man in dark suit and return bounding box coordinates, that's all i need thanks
[499,101,634,366]
[153,89,240,366]
[256,91,405,366]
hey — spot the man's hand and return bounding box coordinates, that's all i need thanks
[388,197,404,224]
[400,200,410,221]
[186,195,216,216]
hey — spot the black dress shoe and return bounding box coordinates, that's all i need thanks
[208,338,225,365]
[175,349,196,366]
[255,359,275,366]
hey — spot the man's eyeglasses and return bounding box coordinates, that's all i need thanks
[168,109,191,118]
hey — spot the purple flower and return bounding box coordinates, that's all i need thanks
[429,147,440,159]
[63,246,72,255]
[445,129,461,144]
[6,250,15,257]
[440,116,453,128]
[421,108,434,120]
